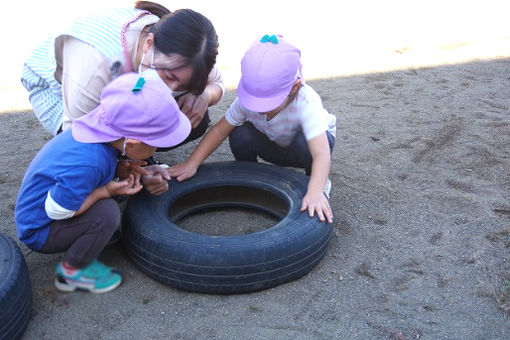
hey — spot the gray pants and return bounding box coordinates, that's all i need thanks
[40,199,120,268]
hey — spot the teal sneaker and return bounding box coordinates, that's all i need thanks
[55,260,122,293]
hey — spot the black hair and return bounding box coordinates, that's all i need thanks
[134,1,170,18]
[150,9,219,95]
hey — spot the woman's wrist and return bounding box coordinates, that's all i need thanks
[204,83,222,106]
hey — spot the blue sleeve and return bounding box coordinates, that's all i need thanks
[49,166,105,211]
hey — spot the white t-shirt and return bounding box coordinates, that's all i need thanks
[225,84,336,147]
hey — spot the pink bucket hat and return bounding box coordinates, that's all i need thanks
[72,72,191,148]
[237,34,302,112]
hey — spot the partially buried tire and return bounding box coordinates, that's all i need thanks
[0,233,32,340]
[122,161,332,294]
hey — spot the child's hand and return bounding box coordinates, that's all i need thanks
[116,159,149,179]
[105,173,143,197]
[300,190,333,223]
[142,164,171,196]
[168,161,198,182]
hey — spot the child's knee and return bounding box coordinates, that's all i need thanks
[229,129,258,161]
[229,124,253,151]
[230,124,252,142]
[93,199,120,233]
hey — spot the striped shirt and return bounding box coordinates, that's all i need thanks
[21,8,146,135]
[225,84,336,147]
[21,7,225,135]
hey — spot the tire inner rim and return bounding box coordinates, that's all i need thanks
[167,185,289,236]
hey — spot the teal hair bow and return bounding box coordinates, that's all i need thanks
[260,34,278,44]
[132,77,145,93]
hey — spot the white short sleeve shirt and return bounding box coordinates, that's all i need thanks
[225,84,336,147]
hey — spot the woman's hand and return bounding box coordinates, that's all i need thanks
[177,92,210,129]
[300,190,333,223]
[105,173,143,197]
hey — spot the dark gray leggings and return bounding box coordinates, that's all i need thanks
[229,122,335,176]
[39,199,120,268]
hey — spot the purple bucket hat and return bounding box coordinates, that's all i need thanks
[72,72,191,148]
[237,34,302,113]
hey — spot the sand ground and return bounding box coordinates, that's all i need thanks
[0,55,509,339]
[2,3,510,337]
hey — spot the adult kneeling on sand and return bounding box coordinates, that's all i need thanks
[21,1,223,195]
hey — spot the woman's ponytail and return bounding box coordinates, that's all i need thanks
[134,1,170,18]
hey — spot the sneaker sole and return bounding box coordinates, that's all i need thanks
[54,277,122,294]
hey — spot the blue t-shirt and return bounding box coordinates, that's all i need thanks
[15,129,118,250]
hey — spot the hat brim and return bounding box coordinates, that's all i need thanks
[237,80,290,113]
[142,110,191,148]
[72,106,121,144]
[72,106,192,148]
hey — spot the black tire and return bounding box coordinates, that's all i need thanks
[0,233,32,340]
[122,161,332,294]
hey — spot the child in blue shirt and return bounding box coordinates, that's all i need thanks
[15,72,191,293]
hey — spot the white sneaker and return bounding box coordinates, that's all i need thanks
[324,178,331,199]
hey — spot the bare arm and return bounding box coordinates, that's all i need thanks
[177,65,224,128]
[300,133,333,223]
[169,117,235,181]
[203,82,223,107]
[74,174,142,216]
[177,83,223,128]
[74,186,110,216]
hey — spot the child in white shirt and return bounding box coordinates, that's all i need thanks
[169,34,336,223]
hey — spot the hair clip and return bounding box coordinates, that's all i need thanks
[132,77,146,92]
[260,34,278,44]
